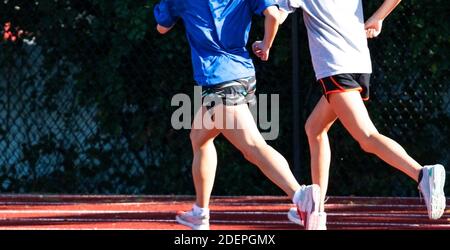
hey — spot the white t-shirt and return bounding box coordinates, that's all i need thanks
[279,0,372,80]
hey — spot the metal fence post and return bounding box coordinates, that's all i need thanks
[292,12,301,179]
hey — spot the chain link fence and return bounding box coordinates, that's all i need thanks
[0,0,448,196]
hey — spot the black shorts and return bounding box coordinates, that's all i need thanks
[318,73,371,101]
[201,76,257,110]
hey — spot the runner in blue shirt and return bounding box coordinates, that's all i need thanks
[154,0,320,230]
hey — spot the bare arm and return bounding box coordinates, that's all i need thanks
[370,0,402,21]
[262,6,280,51]
[279,9,290,25]
[252,6,280,61]
[365,0,402,38]
[156,24,174,35]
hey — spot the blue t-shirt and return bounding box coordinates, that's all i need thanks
[154,0,277,86]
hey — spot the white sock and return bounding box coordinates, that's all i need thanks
[193,203,209,216]
[292,187,304,205]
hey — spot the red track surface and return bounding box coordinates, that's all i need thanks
[0,195,448,230]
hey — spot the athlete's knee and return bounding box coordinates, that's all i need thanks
[241,141,268,163]
[358,132,380,153]
[189,130,199,145]
[190,129,210,150]
[305,117,327,140]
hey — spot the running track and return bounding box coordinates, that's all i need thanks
[0,195,448,230]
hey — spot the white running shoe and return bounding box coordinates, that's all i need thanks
[296,184,321,230]
[176,210,210,230]
[418,164,447,220]
[287,207,304,226]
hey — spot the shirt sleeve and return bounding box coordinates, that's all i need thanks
[277,0,300,14]
[249,0,279,16]
[154,0,179,28]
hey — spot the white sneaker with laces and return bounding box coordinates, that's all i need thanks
[296,184,321,230]
[176,210,210,230]
[418,164,446,220]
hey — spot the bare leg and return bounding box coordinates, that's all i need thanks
[216,104,301,199]
[305,97,338,212]
[328,91,422,181]
[190,107,220,208]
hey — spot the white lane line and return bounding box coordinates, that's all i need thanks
[0,210,288,215]
[0,210,446,220]
[0,216,447,224]
[0,217,448,229]
[327,221,450,228]
[0,218,299,225]
[0,195,437,200]
[210,220,450,228]
[0,202,203,206]
[0,202,432,208]
[0,218,176,222]
[0,210,167,214]
[0,210,443,219]
[0,228,139,230]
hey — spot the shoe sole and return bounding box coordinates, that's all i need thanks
[287,207,304,226]
[298,185,321,230]
[176,215,210,230]
[429,165,446,220]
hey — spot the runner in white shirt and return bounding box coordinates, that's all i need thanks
[253,0,447,230]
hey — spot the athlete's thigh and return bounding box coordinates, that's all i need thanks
[216,104,266,150]
[307,96,338,132]
[328,91,378,140]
